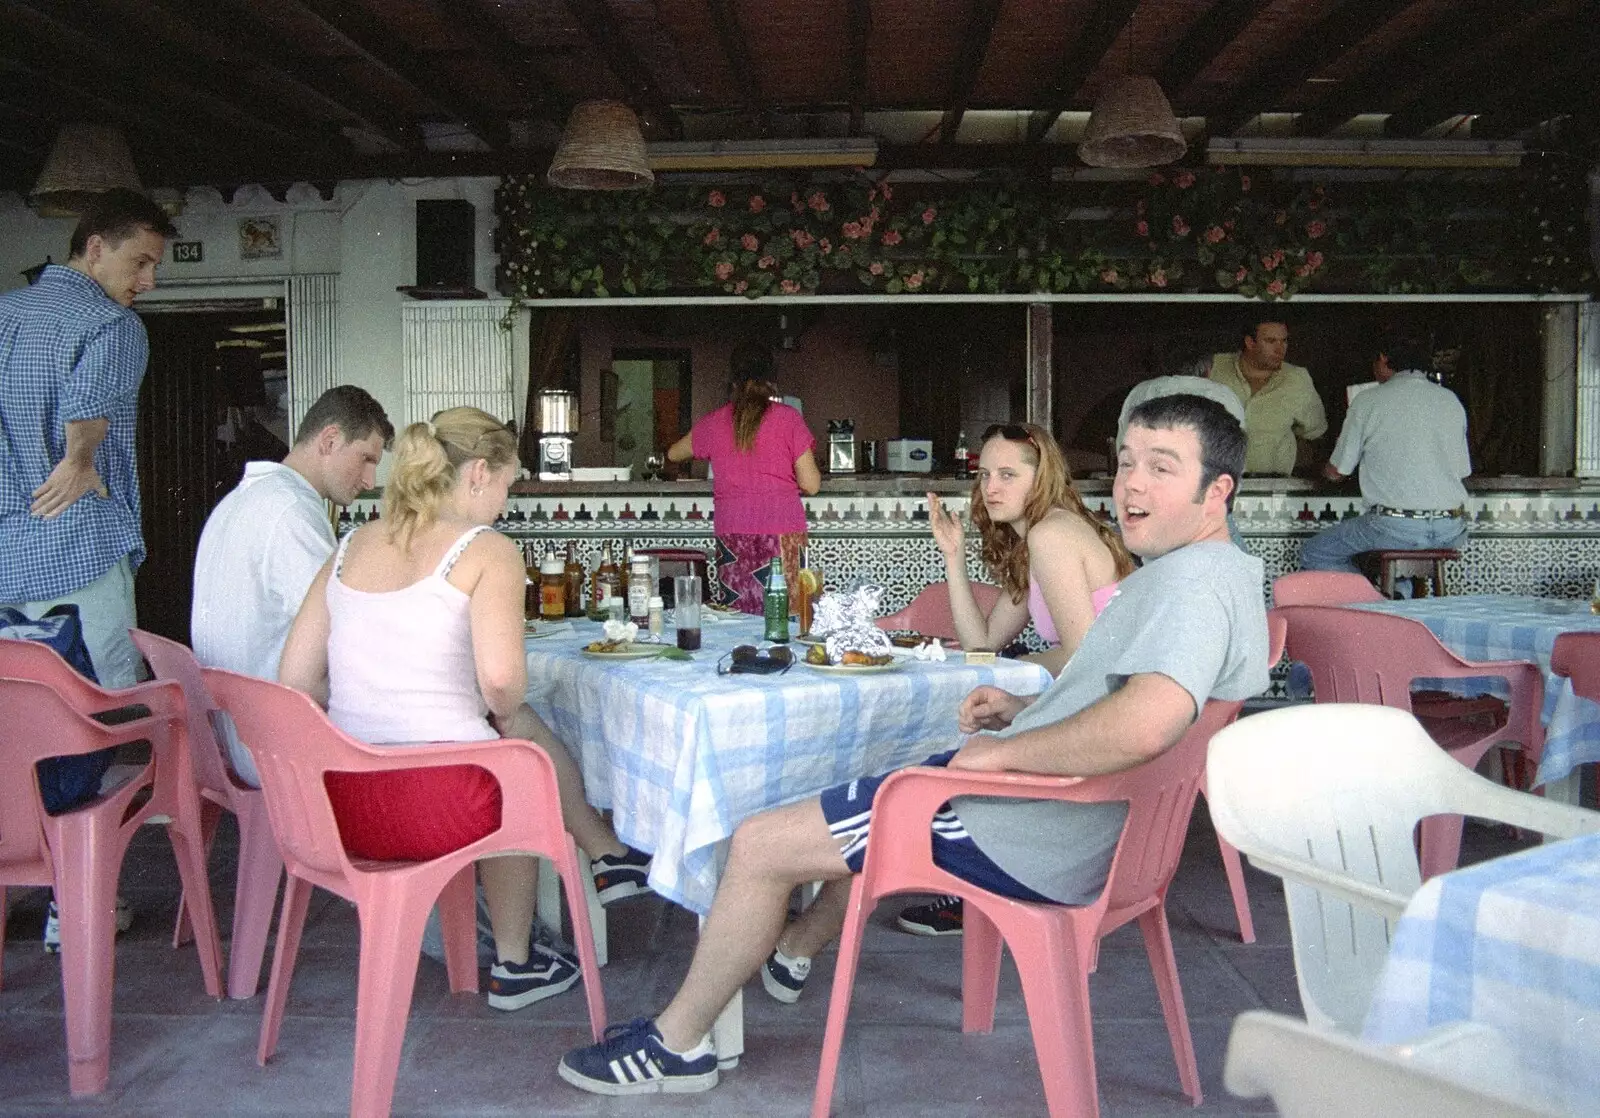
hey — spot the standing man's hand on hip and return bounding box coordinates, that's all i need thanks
[31,459,108,518]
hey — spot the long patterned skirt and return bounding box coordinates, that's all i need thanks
[714,531,806,615]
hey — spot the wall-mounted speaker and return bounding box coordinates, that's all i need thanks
[414,199,476,291]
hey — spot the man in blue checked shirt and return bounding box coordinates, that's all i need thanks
[0,189,178,688]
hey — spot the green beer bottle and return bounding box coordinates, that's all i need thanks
[763,558,790,643]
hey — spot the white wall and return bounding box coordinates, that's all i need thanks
[0,177,503,447]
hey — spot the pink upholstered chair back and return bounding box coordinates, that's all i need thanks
[877,581,1003,642]
[1551,632,1600,704]
[1272,571,1383,607]
[1099,696,1244,913]
[201,670,385,880]
[1274,605,1480,709]
[129,630,237,800]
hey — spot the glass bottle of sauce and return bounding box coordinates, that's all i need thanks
[563,541,585,617]
[523,543,539,619]
[628,553,653,626]
[592,543,621,612]
[539,548,566,620]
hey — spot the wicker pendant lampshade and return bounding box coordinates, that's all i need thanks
[29,123,145,218]
[548,100,654,190]
[1078,76,1186,169]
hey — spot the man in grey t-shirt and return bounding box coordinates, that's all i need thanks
[558,394,1269,1097]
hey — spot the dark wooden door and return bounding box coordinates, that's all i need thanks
[133,309,283,643]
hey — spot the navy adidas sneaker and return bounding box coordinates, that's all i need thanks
[559,1017,719,1095]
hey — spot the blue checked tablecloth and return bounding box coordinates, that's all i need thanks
[1363,831,1600,1115]
[524,616,1052,914]
[1352,595,1600,787]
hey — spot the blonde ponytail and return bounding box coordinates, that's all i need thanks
[381,407,518,550]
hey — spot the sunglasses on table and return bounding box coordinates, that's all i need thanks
[716,644,794,676]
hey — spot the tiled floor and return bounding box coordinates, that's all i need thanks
[0,808,1525,1118]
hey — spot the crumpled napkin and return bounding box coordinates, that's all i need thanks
[602,619,639,644]
[902,639,947,662]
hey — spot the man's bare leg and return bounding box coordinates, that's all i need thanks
[654,797,849,1051]
[776,877,853,959]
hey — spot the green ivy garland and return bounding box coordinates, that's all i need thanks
[493,163,1594,303]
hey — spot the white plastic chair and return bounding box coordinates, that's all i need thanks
[1205,704,1600,1034]
[1225,1010,1556,1118]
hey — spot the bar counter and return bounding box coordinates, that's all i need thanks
[343,475,1600,612]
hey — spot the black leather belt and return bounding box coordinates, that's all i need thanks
[1371,505,1466,519]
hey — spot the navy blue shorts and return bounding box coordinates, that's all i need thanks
[817,750,1056,904]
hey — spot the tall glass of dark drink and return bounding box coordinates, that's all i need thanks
[675,574,703,650]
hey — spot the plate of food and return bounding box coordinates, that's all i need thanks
[801,645,901,673]
[581,640,668,660]
[795,632,828,647]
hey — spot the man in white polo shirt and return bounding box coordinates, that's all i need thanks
[191,386,392,784]
[1301,330,1470,579]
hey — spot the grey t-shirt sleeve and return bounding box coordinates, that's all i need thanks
[1095,575,1233,718]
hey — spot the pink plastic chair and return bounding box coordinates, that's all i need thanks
[130,630,283,999]
[203,668,606,1118]
[813,697,1244,1118]
[0,675,185,1095]
[1199,613,1287,945]
[1273,605,1545,879]
[1551,632,1600,702]
[1271,571,1383,607]
[876,581,1003,642]
[0,638,225,1000]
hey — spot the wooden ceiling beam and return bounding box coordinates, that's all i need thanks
[421,0,570,124]
[846,0,871,135]
[290,0,512,148]
[560,0,681,139]
[0,0,317,150]
[0,58,224,170]
[145,0,420,150]
[1026,0,1141,144]
[1155,0,1275,99]
[1293,0,1579,137]
[705,0,770,134]
[938,0,1006,143]
[1204,0,1413,137]
[1383,5,1599,136]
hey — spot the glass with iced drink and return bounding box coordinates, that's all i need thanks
[796,567,822,636]
[675,574,703,651]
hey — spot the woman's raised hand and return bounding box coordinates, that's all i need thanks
[927,493,966,560]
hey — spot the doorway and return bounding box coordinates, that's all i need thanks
[134,306,288,642]
[609,348,692,474]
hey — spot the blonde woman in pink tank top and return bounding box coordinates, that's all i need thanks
[280,407,649,1012]
[900,423,1135,939]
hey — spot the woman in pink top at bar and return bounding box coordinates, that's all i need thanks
[666,342,821,613]
[898,421,1135,938]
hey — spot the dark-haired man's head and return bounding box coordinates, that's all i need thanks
[288,386,396,506]
[1240,317,1289,375]
[67,189,179,308]
[1370,330,1432,381]
[1124,393,1247,511]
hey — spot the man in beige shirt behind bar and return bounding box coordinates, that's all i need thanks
[1209,317,1327,475]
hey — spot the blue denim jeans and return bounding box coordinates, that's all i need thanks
[1299,512,1467,577]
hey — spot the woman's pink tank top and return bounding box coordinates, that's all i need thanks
[1026,578,1119,646]
[325,526,498,746]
